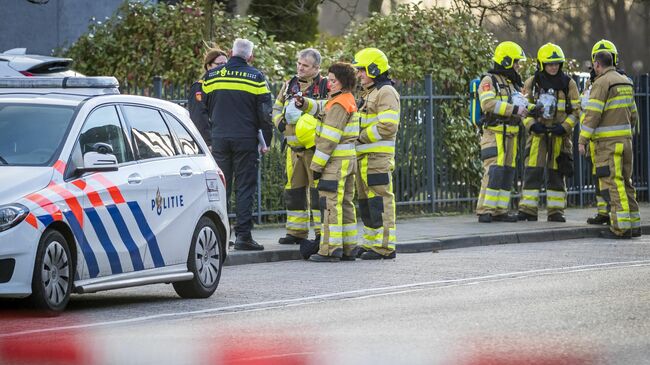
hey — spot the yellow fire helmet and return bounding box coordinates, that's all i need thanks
[591,39,618,65]
[294,113,318,149]
[352,48,390,78]
[537,42,565,70]
[492,41,526,69]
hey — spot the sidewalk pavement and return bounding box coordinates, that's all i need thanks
[224,204,650,266]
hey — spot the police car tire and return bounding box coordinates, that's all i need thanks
[29,230,73,314]
[173,217,223,299]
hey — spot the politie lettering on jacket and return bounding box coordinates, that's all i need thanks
[152,188,184,216]
[210,67,258,80]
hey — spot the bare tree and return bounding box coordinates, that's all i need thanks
[451,0,558,28]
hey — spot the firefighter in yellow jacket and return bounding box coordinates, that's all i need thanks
[517,43,580,222]
[352,48,400,260]
[272,48,329,246]
[578,50,640,239]
[476,41,528,223]
[295,62,360,261]
[584,40,628,226]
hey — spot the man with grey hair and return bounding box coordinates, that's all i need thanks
[273,48,329,251]
[203,38,274,251]
[232,38,254,59]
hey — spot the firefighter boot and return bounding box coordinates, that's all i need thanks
[492,214,518,222]
[547,213,566,222]
[517,211,538,221]
[308,248,343,262]
[599,229,632,240]
[587,214,610,225]
[360,250,396,260]
[278,234,303,245]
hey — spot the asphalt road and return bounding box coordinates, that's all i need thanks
[2,237,650,365]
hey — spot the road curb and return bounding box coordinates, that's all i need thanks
[224,224,649,267]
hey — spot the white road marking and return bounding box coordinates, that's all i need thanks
[3,260,650,338]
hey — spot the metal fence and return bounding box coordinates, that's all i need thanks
[128,73,650,222]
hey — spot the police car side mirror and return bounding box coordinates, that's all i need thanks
[78,151,118,173]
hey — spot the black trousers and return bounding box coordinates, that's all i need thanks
[212,137,258,239]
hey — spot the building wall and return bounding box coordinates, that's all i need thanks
[0,0,125,55]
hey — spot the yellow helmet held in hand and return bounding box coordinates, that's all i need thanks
[591,39,618,65]
[352,48,390,78]
[295,114,318,149]
[492,41,526,69]
[537,43,565,70]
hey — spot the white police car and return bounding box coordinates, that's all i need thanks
[0,77,229,313]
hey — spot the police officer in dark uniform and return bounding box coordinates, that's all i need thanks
[202,38,273,250]
[188,48,227,149]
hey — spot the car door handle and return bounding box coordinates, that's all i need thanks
[127,173,142,185]
[180,166,193,177]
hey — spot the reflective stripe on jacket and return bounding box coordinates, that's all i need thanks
[356,83,400,155]
[310,92,359,172]
[579,67,638,144]
[202,56,273,144]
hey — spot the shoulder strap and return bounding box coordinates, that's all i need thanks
[561,75,572,115]
[489,74,501,94]
[318,76,329,98]
[286,76,299,97]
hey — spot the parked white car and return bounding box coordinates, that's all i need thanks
[0,77,228,313]
[0,48,83,77]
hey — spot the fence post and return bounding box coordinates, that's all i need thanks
[153,76,162,99]
[645,74,650,202]
[424,74,436,212]
[257,160,262,225]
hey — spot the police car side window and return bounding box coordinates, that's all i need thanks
[78,106,133,164]
[163,112,202,155]
[123,106,177,160]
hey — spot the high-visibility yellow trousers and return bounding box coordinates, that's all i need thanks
[589,141,609,217]
[284,148,321,239]
[357,153,396,256]
[476,128,518,216]
[519,132,571,216]
[317,157,357,256]
[593,138,640,235]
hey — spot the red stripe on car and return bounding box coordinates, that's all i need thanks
[53,160,66,175]
[25,213,38,229]
[48,184,85,227]
[91,174,125,204]
[72,179,104,207]
[25,193,63,221]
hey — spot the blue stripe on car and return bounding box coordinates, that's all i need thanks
[106,204,145,271]
[127,201,165,267]
[84,208,123,274]
[36,214,53,227]
[61,211,100,278]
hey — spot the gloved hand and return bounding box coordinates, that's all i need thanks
[530,122,547,134]
[549,123,566,136]
[293,94,305,108]
[278,120,286,133]
[527,103,543,118]
[513,105,528,118]
[312,170,322,181]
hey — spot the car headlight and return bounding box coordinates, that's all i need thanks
[0,204,29,232]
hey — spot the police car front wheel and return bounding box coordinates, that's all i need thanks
[173,216,223,298]
[29,230,73,314]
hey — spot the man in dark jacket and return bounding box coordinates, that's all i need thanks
[188,48,227,149]
[203,38,273,250]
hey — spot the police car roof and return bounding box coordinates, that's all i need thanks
[0,93,88,106]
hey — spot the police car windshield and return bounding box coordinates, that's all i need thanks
[0,103,75,166]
